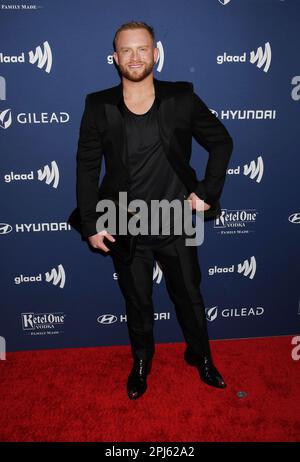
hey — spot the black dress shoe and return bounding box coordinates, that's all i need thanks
[184,347,226,389]
[127,358,152,400]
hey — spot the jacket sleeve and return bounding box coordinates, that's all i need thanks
[76,94,103,238]
[191,90,233,207]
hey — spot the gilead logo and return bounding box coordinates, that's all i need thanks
[0,109,69,129]
[17,112,69,124]
[0,108,12,129]
[206,306,264,321]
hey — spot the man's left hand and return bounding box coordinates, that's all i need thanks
[187,192,211,211]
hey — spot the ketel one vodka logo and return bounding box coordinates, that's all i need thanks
[217,42,272,73]
[227,156,264,183]
[0,41,52,73]
[4,161,59,188]
[208,256,257,279]
[21,312,65,331]
[214,209,257,230]
[14,264,66,288]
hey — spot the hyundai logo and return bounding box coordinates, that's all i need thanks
[97,314,118,324]
[289,213,300,224]
[0,223,13,234]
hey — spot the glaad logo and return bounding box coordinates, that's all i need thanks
[45,264,66,288]
[155,41,164,72]
[206,305,264,321]
[244,156,264,183]
[28,41,52,73]
[14,264,66,288]
[0,223,13,234]
[4,161,59,188]
[0,108,12,129]
[114,262,163,284]
[153,262,163,284]
[97,314,118,324]
[218,0,231,5]
[0,336,6,360]
[0,76,6,100]
[21,312,65,331]
[108,41,164,72]
[208,256,256,279]
[227,156,264,183]
[0,41,52,73]
[217,42,272,73]
[237,256,256,279]
[37,161,59,188]
[250,42,272,73]
[288,213,300,224]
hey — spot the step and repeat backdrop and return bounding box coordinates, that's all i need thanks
[0,0,299,353]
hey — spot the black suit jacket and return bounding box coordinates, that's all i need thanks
[76,78,233,238]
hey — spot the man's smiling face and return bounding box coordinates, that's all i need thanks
[113,28,159,82]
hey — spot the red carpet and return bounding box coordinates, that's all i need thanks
[0,336,299,442]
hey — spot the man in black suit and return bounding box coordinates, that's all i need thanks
[76,21,233,399]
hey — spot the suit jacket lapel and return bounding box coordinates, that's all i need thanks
[104,83,128,167]
[154,78,176,162]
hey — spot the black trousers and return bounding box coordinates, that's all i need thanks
[111,234,212,362]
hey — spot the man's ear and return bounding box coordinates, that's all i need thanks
[154,47,159,63]
[113,51,119,65]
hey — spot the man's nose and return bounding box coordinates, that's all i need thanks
[131,50,140,60]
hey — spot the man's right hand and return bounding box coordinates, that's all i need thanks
[88,230,116,252]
